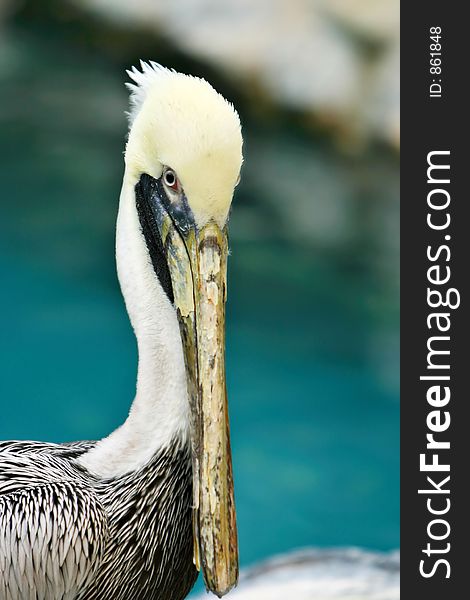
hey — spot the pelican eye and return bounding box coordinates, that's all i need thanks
[163,169,179,191]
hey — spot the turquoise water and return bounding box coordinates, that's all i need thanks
[0,22,399,577]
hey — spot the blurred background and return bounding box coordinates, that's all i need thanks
[0,0,399,595]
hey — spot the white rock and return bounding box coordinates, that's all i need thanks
[195,548,400,600]
[71,0,399,148]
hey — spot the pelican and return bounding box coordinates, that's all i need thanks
[0,62,243,600]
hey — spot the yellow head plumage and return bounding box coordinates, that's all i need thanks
[125,62,243,227]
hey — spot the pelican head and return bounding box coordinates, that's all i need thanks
[120,62,243,596]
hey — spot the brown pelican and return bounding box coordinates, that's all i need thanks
[0,62,242,600]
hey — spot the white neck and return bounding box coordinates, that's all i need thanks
[79,174,190,478]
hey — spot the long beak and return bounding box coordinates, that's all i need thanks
[157,208,238,596]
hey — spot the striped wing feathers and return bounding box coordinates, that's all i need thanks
[0,481,108,600]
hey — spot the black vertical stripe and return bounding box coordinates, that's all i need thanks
[135,174,174,304]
